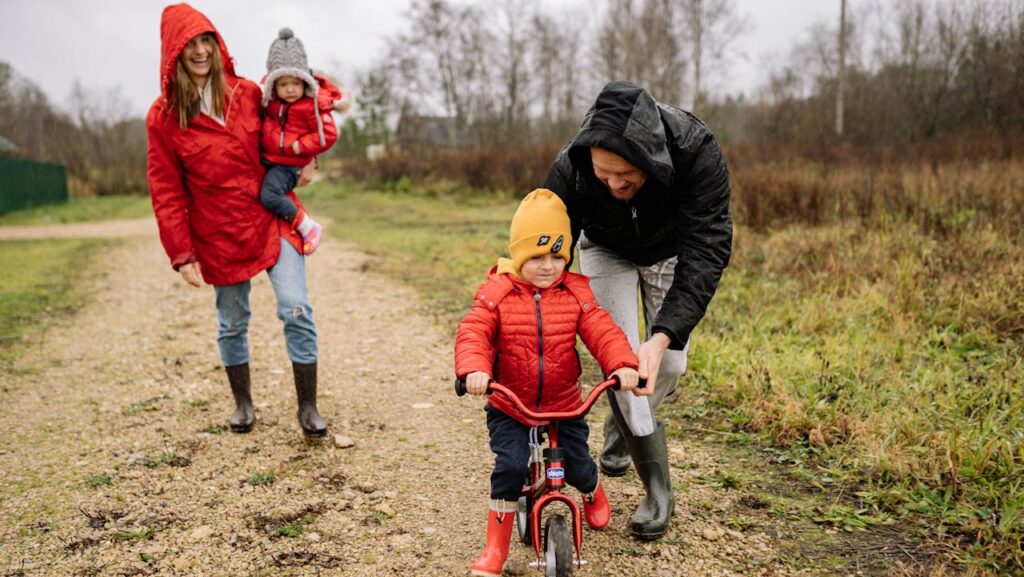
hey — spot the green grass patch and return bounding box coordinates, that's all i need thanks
[122,399,159,416]
[140,452,189,469]
[305,180,518,328]
[112,527,160,543]
[247,472,275,486]
[83,473,112,489]
[275,514,314,538]
[0,195,151,226]
[307,178,1022,573]
[0,238,111,363]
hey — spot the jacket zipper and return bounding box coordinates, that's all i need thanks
[277,103,289,154]
[533,290,544,411]
[631,205,640,236]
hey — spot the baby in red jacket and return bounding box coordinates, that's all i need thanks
[259,27,342,255]
[454,188,641,577]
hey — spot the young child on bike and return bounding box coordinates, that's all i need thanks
[455,188,641,577]
[259,27,342,255]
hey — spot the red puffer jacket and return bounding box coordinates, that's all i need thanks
[261,75,341,166]
[455,267,638,426]
[146,3,303,286]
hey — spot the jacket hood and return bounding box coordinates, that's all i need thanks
[159,3,236,101]
[568,81,675,187]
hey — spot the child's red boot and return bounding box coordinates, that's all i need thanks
[471,503,516,577]
[583,482,611,530]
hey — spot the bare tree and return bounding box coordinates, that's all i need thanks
[493,0,532,139]
[676,0,751,110]
[594,0,686,104]
[392,0,487,143]
[836,0,847,137]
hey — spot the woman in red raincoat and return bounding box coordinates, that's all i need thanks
[146,3,326,437]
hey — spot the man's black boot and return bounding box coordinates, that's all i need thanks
[623,423,674,540]
[292,361,327,437]
[599,411,631,477]
[225,363,255,433]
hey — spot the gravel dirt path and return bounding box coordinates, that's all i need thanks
[0,219,818,577]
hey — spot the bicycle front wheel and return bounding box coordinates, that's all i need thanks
[544,514,573,577]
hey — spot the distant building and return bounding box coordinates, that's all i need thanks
[366,143,387,160]
[0,135,20,156]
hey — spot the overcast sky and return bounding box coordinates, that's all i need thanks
[0,0,844,117]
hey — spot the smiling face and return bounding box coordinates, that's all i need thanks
[180,33,215,86]
[274,76,306,103]
[590,147,648,202]
[519,253,566,289]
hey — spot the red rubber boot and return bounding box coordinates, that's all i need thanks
[470,505,516,577]
[583,482,611,530]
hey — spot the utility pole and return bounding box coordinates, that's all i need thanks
[836,0,847,137]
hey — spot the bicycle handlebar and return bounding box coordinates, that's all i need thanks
[454,376,646,421]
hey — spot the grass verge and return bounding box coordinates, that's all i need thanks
[0,238,112,365]
[0,195,151,226]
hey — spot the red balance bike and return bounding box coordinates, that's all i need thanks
[455,376,643,576]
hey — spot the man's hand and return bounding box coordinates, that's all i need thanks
[297,161,315,187]
[611,367,640,394]
[179,261,203,287]
[465,371,491,396]
[291,140,302,155]
[635,332,671,397]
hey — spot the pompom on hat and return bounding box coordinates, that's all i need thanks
[263,27,325,145]
[508,188,572,274]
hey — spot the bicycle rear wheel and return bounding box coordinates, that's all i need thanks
[516,495,532,544]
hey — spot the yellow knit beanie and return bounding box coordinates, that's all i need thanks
[508,188,571,274]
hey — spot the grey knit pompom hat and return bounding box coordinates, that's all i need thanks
[262,27,325,145]
[263,27,317,106]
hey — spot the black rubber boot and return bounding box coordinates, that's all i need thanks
[608,394,674,541]
[292,361,327,437]
[599,410,631,477]
[624,423,674,540]
[225,363,254,433]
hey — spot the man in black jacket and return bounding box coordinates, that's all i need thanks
[543,81,732,540]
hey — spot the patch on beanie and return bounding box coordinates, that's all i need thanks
[551,235,564,253]
[537,235,550,246]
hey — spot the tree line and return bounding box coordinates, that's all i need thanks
[0,62,146,196]
[1,0,1022,196]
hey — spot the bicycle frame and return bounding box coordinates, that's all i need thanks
[457,377,623,569]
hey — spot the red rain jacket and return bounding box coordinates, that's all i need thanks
[146,3,303,286]
[261,75,341,166]
[455,268,638,426]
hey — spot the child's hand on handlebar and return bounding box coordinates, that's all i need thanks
[465,372,491,396]
[611,367,640,394]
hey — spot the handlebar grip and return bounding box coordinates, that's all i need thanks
[609,376,647,390]
[455,378,495,396]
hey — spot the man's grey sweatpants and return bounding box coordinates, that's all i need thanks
[578,232,689,436]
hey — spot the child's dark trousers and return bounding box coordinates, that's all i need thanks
[259,163,302,221]
[485,404,599,501]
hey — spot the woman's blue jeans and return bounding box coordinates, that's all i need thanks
[214,237,317,366]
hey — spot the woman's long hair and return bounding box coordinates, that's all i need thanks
[171,33,226,130]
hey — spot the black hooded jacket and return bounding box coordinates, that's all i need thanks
[543,81,733,350]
